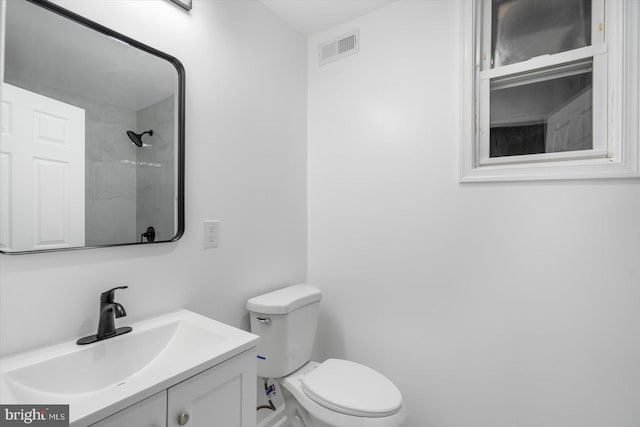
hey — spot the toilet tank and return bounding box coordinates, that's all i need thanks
[247,284,323,378]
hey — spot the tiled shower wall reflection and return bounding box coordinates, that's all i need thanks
[136,95,175,242]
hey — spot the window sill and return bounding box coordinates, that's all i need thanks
[460,157,640,183]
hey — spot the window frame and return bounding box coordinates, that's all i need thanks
[460,0,640,182]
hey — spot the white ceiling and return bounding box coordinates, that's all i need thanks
[5,0,176,112]
[259,0,397,36]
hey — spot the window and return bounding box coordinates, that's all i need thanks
[460,0,640,181]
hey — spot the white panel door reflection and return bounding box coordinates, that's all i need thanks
[0,83,84,251]
[546,88,593,153]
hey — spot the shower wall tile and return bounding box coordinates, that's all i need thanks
[86,198,137,245]
[136,95,175,241]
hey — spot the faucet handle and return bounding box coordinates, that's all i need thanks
[100,286,128,303]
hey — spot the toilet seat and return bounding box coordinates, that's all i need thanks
[300,359,403,418]
[281,361,407,427]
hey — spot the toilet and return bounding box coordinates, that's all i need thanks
[247,284,407,427]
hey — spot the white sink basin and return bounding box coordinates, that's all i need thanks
[5,322,181,395]
[0,310,258,426]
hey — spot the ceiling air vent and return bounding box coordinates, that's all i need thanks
[319,30,359,66]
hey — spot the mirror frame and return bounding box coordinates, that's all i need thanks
[0,0,185,255]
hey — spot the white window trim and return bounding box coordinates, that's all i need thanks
[460,0,640,182]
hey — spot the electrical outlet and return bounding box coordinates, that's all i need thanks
[203,220,219,248]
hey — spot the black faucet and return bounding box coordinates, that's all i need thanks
[77,286,133,345]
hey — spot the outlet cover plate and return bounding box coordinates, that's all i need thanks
[203,220,219,248]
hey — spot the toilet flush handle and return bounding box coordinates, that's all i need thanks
[256,317,271,326]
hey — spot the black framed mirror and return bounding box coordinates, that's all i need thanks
[0,0,185,254]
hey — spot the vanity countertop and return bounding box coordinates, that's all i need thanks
[0,310,259,426]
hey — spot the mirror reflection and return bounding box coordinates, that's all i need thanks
[1,0,184,253]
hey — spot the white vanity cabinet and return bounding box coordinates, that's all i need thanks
[89,349,257,427]
[90,392,167,427]
[167,348,257,427]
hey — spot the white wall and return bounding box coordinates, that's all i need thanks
[307,2,640,427]
[0,0,307,356]
[4,1,640,426]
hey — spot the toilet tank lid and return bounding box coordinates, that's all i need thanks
[247,284,323,314]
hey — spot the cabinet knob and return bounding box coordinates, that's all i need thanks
[177,412,190,426]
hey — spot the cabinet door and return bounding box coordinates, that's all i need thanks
[167,349,257,427]
[90,391,167,427]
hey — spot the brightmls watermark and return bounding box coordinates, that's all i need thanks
[0,405,68,426]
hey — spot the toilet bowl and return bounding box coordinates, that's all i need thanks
[281,360,406,427]
[247,284,407,427]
